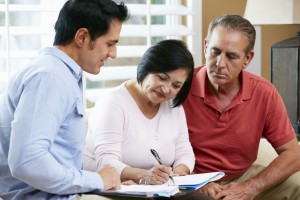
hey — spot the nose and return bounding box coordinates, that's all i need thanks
[108,47,117,59]
[162,82,171,95]
[216,54,226,68]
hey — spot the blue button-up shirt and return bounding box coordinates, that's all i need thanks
[0,47,103,200]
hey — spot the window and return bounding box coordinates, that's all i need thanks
[0,0,202,108]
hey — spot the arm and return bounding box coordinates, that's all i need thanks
[249,138,300,193]
[8,73,103,194]
[172,106,195,174]
[173,164,190,176]
[211,89,300,200]
[214,138,300,200]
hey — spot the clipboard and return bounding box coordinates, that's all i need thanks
[94,184,180,198]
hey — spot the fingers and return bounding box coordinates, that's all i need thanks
[145,165,172,185]
[173,169,188,176]
[197,182,223,199]
[122,180,137,185]
[97,165,121,191]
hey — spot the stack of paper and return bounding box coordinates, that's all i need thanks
[174,171,225,190]
[97,184,179,198]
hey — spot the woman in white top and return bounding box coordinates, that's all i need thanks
[84,39,195,185]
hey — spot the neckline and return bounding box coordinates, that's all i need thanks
[122,81,162,121]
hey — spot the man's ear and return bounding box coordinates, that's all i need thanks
[242,50,254,69]
[74,28,89,47]
[204,38,208,57]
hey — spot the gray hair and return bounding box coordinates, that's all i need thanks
[207,14,256,54]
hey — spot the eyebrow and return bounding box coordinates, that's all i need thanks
[227,51,240,59]
[109,39,119,44]
[163,72,185,84]
[212,47,240,58]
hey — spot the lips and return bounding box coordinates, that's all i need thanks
[99,59,106,67]
[154,90,165,98]
[213,72,227,78]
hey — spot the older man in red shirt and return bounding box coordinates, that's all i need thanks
[183,14,300,200]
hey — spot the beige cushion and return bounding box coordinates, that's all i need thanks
[254,138,278,166]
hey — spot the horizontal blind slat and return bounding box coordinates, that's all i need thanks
[127,4,193,15]
[0,4,61,12]
[0,25,193,37]
[85,66,137,81]
[0,4,193,15]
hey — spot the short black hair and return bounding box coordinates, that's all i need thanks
[53,0,129,45]
[137,39,194,107]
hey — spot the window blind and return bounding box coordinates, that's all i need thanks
[0,0,202,108]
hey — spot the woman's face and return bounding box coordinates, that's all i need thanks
[141,68,188,105]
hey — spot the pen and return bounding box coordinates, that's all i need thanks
[150,149,176,185]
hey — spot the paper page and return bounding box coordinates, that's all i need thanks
[120,184,178,193]
[173,172,225,185]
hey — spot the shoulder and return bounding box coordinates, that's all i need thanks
[193,65,205,76]
[9,65,75,100]
[94,83,130,112]
[243,70,277,94]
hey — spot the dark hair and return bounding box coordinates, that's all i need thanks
[137,39,194,107]
[207,14,256,54]
[53,0,129,45]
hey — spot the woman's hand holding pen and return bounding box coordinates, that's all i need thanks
[140,165,173,185]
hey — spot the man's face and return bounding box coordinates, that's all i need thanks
[204,26,252,87]
[78,20,122,75]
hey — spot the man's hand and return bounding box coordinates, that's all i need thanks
[197,182,223,199]
[214,181,257,200]
[97,165,121,191]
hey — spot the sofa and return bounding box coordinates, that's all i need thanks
[253,138,279,166]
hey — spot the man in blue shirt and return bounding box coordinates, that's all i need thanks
[0,0,129,199]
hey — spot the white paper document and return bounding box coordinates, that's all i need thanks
[173,171,225,190]
[92,171,224,197]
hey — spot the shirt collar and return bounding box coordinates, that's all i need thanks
[39,47,83,82]
[240,69,252,100]
[191,65,207,98]
[192,65,252,101]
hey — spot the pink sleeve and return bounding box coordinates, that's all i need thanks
[172,106,195,173]
[88,94,128,175]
